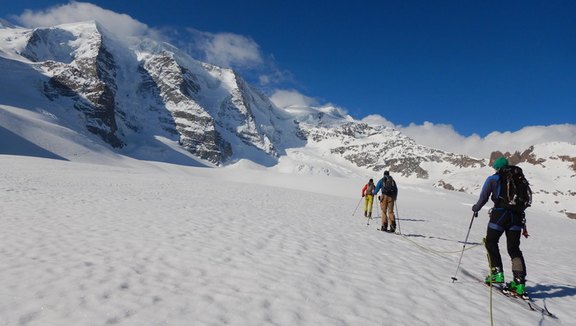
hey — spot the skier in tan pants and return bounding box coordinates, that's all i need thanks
[373,171,398,232]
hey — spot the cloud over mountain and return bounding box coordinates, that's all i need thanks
[15,2,156,39]
[398,120,576,158]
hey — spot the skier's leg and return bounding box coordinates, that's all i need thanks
[387,197,396,232]
[506,230,526,277]
[485,227,504,272]
[367,195,373,217]
[505,213,527,295]
[380,197,388,231]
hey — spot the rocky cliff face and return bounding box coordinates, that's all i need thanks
[5,21,299,165]
[138,51,230,163]
[22,25,124,148]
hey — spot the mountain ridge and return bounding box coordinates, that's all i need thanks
[0,20,574,218]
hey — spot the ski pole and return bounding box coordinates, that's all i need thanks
[451,212,478,282]
[394,199,402,235]
[352,197,363,216]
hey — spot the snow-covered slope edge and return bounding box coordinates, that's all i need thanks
[1,154,574,325]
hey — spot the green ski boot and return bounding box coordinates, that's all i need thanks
[506,279,526,296]
[485,267,505,284]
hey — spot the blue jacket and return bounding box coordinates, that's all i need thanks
[473,173,500,211]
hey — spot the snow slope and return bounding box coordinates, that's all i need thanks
[1,154,574,326]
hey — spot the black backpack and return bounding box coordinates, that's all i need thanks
[496,166,532,212]
[383,176,398,198]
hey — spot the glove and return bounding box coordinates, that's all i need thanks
[522,225,529,238]
[362,194,365,197]
[472,204,479,212]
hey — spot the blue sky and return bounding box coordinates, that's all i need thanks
[2,1,575,140]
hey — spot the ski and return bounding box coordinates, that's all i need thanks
[527,298,556,319]
[493,284,556,318]
[376,228,398,234]
[460,269,556,319]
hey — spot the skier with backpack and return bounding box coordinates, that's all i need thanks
[472,156,532,297]
[373,171,398,232]
[361,179,376,218]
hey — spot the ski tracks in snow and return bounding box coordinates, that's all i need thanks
[1,157,572,325]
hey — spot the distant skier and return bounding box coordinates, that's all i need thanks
[361,179,376,217]
[472,156,531,297]
[373,171,398,232]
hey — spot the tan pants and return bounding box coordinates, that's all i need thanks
[380,195,395,226]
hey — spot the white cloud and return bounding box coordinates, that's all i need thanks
[269,89,319,108]
[256,64,294,87]
[187,29,263,68]
[397,121,576,158]
[14,2,282,86]
[15,2,159,40]
[259,75,271,85]
[360,114,395,128]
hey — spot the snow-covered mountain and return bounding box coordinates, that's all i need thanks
[0,21,302,165]
[1,21,574,218]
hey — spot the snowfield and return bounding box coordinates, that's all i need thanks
[1,155,574,326]
[1,6,575,326]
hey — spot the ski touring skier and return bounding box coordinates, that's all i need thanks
[361,179,376,218]
[472,156,530,297]
[373,171,398,232]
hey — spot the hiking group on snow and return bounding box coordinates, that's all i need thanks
[361,171,398,233]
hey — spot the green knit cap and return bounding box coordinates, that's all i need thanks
[492,156,509,170]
